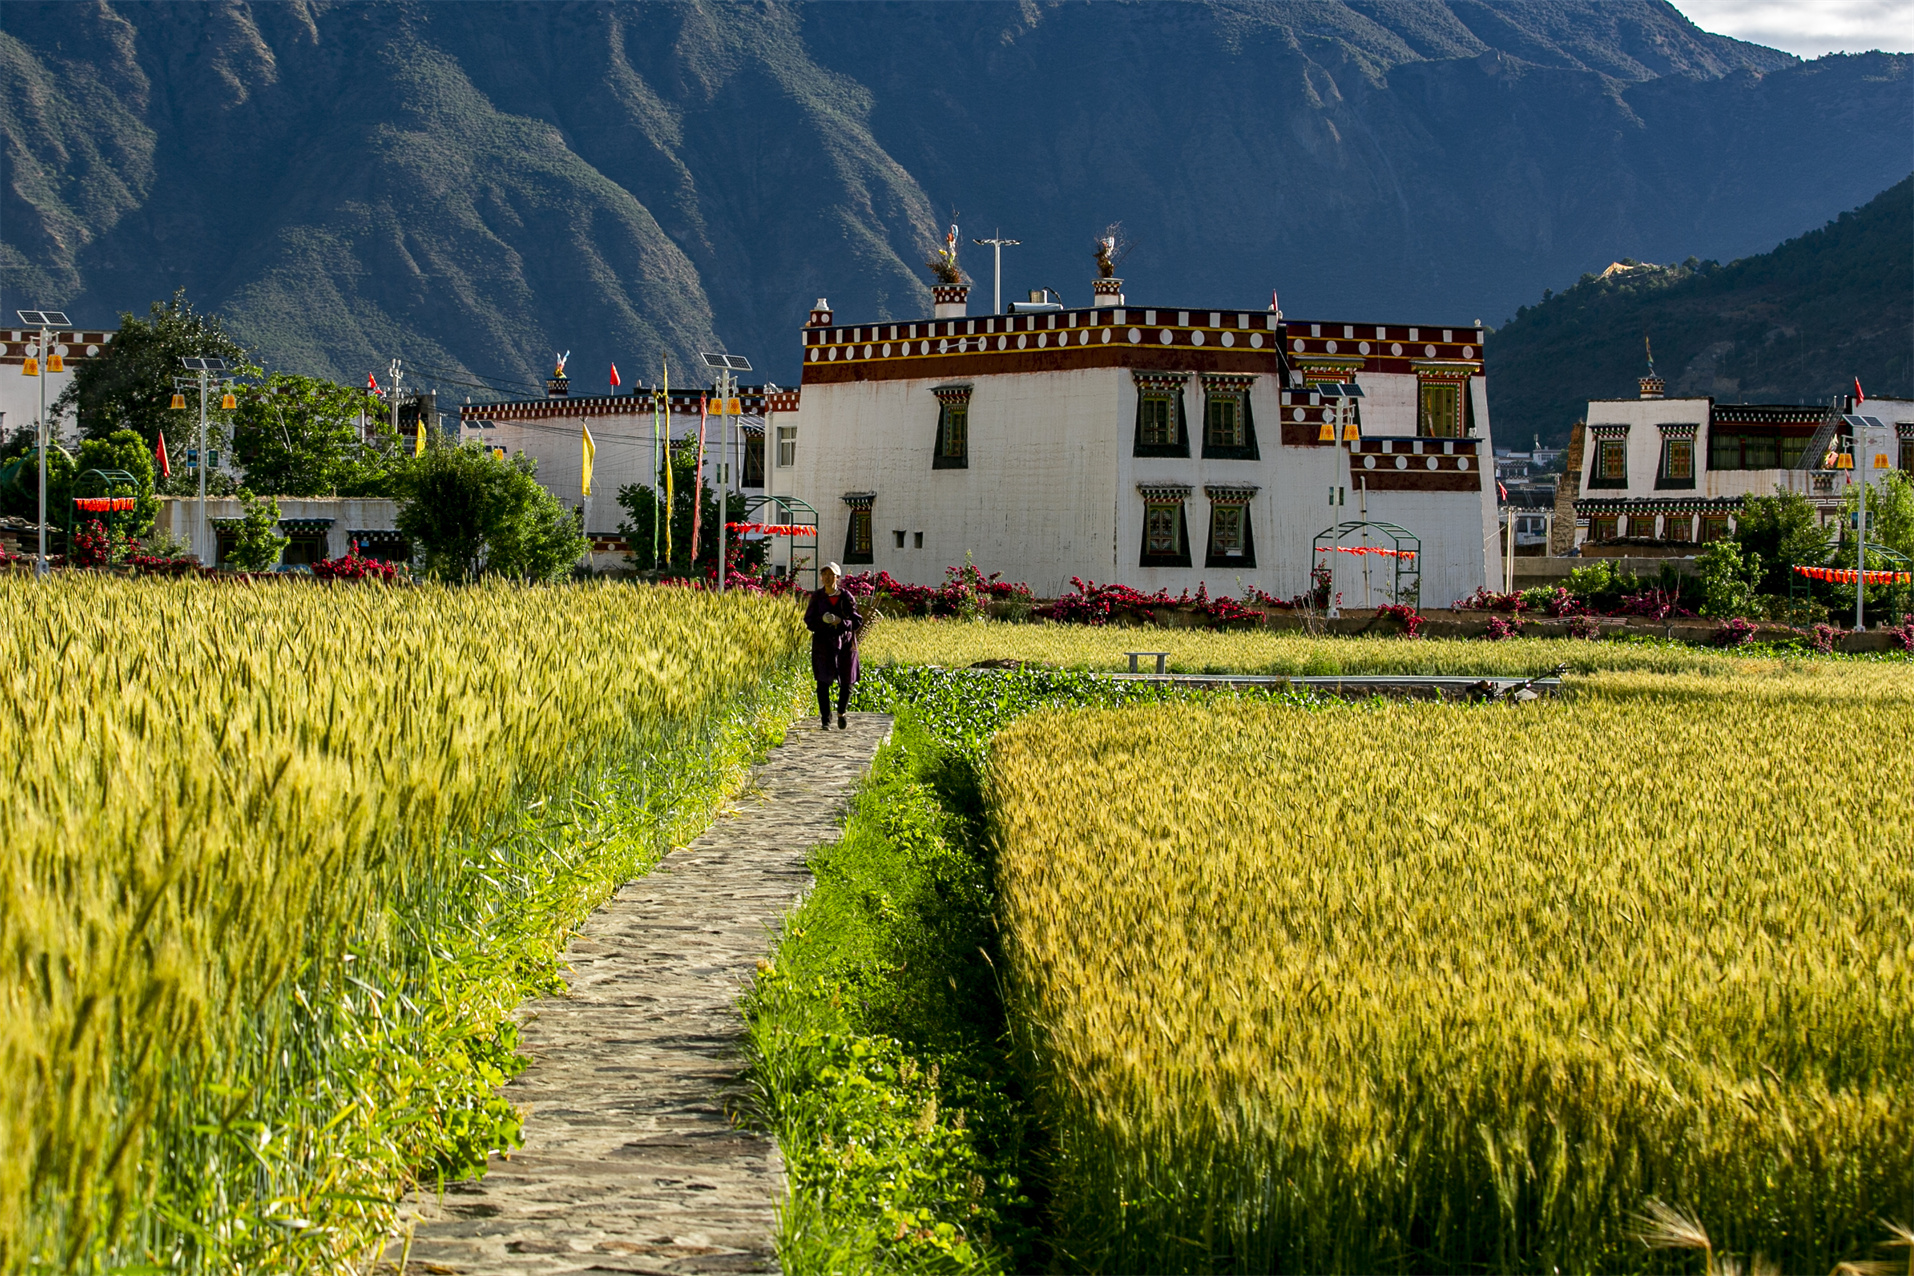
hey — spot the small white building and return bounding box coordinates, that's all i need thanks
[0,325,115,437]
[774,292,1499,605]
[1569,376,1913,547]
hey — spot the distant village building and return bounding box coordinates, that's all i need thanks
[0,325,114,437]
[774,290,1499,604]
[1565,375,1912,553]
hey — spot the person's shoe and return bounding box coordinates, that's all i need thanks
[837,713,848,730]
[820,716,831,730]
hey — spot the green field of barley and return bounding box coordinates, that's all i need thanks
[0,576,802,1272]
[989,667,1914,1273]
[859,617,1874,676]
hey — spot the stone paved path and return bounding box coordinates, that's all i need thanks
[393,713,893,1276]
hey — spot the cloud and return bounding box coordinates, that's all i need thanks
[1671,0,1912,57]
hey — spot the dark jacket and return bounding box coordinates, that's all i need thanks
[804,588,863,683]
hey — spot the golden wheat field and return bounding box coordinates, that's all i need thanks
[989,666,1914,1273]
[859,616,1851,676]
[0,576,803,1273]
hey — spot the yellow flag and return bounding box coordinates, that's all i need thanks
[581,423,597,496]
[414,420,426,456]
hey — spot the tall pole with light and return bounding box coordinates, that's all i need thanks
[699,351,752,593]
[16,309,70,577]
[173,357,229,563]
[971,232,1020,314]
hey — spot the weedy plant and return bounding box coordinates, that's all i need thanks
[0,575,803,1272]
[988,667,1914,1273]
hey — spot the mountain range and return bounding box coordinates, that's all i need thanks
[1488,175,1914,449]
[3,1,1909,398]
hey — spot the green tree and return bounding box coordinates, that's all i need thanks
[1696,538,1761,618]
[396,443,586,581]
[615,442,754,577]
[228,374,399,497]
[53,291,252,446]
[60,430,160,538]
[1734,487,1831,595]
[1842,468,1914,561]
[222,490,288,572]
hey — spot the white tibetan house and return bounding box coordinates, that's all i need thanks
[776,292,1500,606]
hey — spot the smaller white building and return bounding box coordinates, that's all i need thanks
[1571,376,1913,547]
[0,325,115,437]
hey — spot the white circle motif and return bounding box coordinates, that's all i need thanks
[1129,329,1142,344]
[881,343,891,357]
[1363,455,1377,469]
[1425,344,1437,357]
[1325,340,1338,354]
[1250,333,1263,348]
[1426,456,1439,470]
[1102,330,1112,344]
[1017,335,1027,349]
[1462,346,1475,359]
[1359,342,1371,355]
[1457,457,1470,470]
[1293,407,1306,422]
[1390,343,1403,356]
[87,345,99,356]
[1291,339,1306,352]
[828,348,838,361]
[1191,331,1205,346]
[1036,333,1046,348]
[808,349,819,362]
[1221,332,1234,348]
[1395,455,1408,470]
[1159,330,1173,344]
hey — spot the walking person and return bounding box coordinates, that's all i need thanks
[805,562,863,730]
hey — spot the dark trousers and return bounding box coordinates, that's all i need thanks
[817,677,852,722]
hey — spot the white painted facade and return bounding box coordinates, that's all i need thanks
[1572,383,1913,544]
[776,301,1499,605]
[153,495,403,565]
[0,327,115,438]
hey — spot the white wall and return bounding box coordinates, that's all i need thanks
[154,496,399,563]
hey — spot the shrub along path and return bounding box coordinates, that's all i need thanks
[395,713,894,1275]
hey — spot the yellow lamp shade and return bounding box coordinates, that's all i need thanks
[21,357,39,377]
[170,392,187,410]
[46,354,64,373]
[1836,452,1854,470]
[220,392,237,410]
[1342,422,1360,441]
[1317,421,1335,442]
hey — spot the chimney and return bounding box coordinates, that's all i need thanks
[1092,277,1124,308]
[808,298,833,327]
[546,371,569,397]
[1638,374,1664,400]
[932,284,969,320]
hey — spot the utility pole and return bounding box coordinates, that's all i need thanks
[388,357,404,443]
[15,309,68,577]
[174,357,229,564]
[972,231,1021,314]
[699,351,753,592]
[1855,423,1868,632]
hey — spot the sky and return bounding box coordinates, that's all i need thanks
[1671,0,1912,57]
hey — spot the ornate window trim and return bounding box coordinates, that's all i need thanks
[1203,483,1259,568]
[1132,370,1189,458]
[1587,424,1629,488]
[1656,422,1699,490]
[931,384,971,470]
[1137,483,1192,568]
[1200,373,1259,460]
[841,491,876,564]
[1413,361,1472,438]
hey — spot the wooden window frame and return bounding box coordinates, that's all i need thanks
[1661,511,1693,542]
[1656,433,1696,489]
[1133,373,1189,458]
[1203,496,1257,568]
[775,425,796,468]
[1199,376,1259,459]
[1590,514,1620,542]
[1418,381,1462,439]
[1699,514,1731,542]
[1138,487,1192,568]
[931,385,972,470]
[1588,437,1628,488]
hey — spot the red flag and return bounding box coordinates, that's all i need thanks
[1497,481,1509,502]
[367,372,378,391]
[155,431,171,478]
[610,363,622,390]
[1854,377,1864,404]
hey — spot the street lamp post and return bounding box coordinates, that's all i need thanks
[177,357,229,564]
[699,351,753,592]
[971,232,1021,314]
[16,309,70,577]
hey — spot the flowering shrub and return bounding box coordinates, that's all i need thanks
[1452,587,1526,612]
[1610,588,1692,620]
[1810,623,1841,655]
[1891,614,1914,654]
[1484,615,1524,641]
[129,554,205,578]
[1374,603,1424,638]
[70,520,133,569]
[840,563,1036,618]
[1036,578,1262,627]
[1565,614,1602,640]
[1712,617,1758,647]
[313,551,400,583]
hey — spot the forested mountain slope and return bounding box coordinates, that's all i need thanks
[2,1,1906,391]
[1487,176,1913,449]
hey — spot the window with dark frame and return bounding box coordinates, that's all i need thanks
[841,493,876,565]
[744,435,765,487]
[1657,431,1696,488]
[1200,375,1258,459]
[1709,429,1813,470]
[1203,487,1258,567]
[776,425,796,467]
[1897,434,1913,471]
[1132,372,1189,457]
[1137,485,1192,567]
[931,385,972,469]
[1419,381,1462,438]
[1661,511,1692,542]
[1700,514,1731,542]
[1590,514,1619,541]
[1588,436,1628,488]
